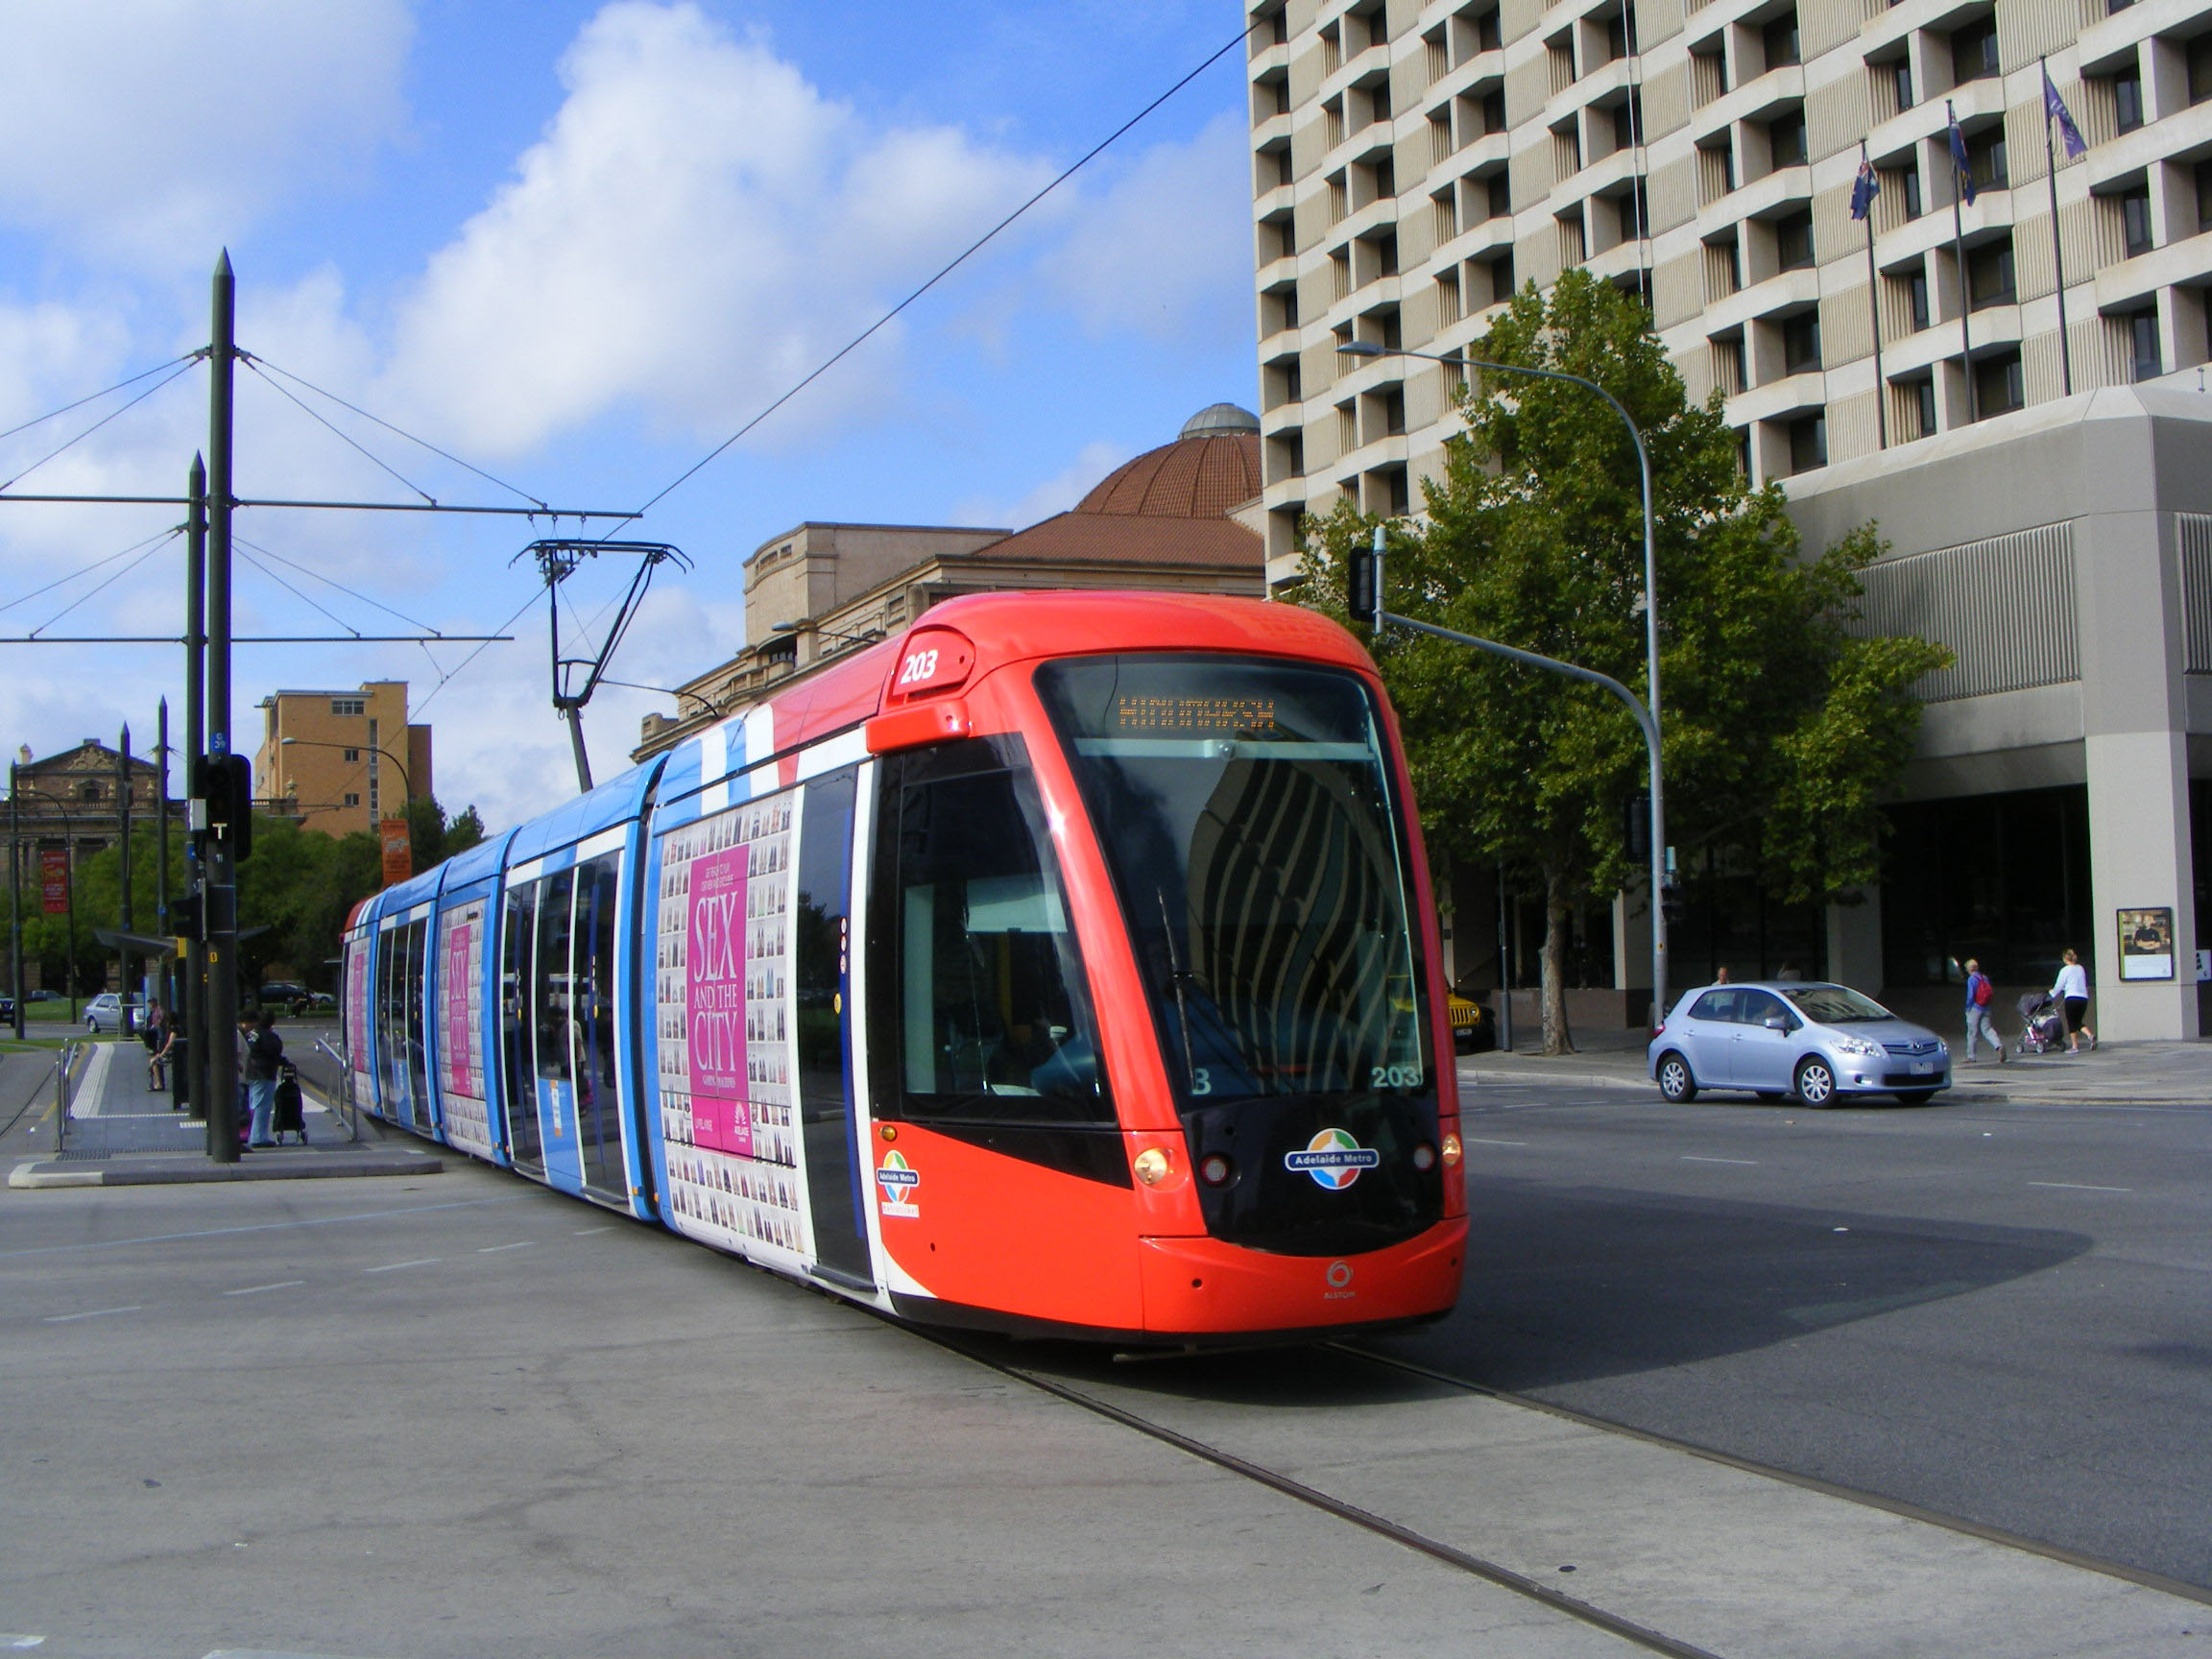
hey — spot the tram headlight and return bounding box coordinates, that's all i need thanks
[1134,1147,1172,1187]
[1441,1133,1463,1167]
[1198,1152,1234,1188]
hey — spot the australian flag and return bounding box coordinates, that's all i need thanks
[1849,155,1880,221]
[1947,103,1976,206]
[2044,63,2087,160]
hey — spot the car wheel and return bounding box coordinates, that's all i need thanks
[1794,1057,1837,1108]
[1655,1051,1698,1103]
[1894,1089,1939,1105]
[1755,1091,1785,1102]
[85,1017,98,1034]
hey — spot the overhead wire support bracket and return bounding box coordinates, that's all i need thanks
[514,539,691,795]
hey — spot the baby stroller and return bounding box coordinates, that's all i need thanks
[2017,991,2066,1056]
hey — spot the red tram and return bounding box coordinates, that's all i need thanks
[342,591,1465,1342]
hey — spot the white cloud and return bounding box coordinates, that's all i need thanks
[382,2,1054,456]
[0,0,413,265]
[949,439,1131,532]
[1038,112,1252,343]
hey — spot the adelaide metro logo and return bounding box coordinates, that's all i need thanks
[1285,1128,1382,1190]
[877,1150,920,1216]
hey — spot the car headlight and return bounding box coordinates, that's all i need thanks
[1835,1035,1885,1060]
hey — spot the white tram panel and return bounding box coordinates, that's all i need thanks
[654,772,814,1268]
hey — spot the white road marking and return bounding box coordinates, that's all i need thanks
[572,1226,614,1235]
[1461,1137,1527,1147]
[0,1195,522,1262]
[477,1241,531,1253]
[224,1281,306,1296]
[1681,1155,1759,1166]
[2027,1181,2131,1192]
[363,1259,442,1273]
[1,1636,45,1650]
[43,1306,142,1323]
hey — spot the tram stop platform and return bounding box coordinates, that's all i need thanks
[7,1038,441,1189]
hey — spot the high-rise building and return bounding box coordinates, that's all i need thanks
[254,681,432,838]
[1248,1,2212,1037]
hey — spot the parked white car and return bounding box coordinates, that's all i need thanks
[84,993,145,1035]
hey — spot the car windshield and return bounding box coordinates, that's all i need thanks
[1036,654,1429,1106]
[1782,984,1896,1023]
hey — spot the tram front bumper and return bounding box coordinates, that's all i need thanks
[1135,1218,1466,1336]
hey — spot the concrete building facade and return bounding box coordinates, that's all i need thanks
[1246,0,2212,1033]
[254,681,432,838]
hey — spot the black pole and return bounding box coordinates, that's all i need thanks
[184,456,207,1121]
[8,762,20,1041]
[118,723,133,1025]
[206,253,239,1162]
[156,697,171,1067]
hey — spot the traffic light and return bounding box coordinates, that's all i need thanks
[167,890,204,940]
[195,754,253,863]
[1659,883,1686,927]
[1346,525,1382,628]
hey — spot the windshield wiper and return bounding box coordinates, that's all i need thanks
[1155,887,1199,1094]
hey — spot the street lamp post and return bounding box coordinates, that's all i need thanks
[276,736,414,816]
[1336,339,1671,1024]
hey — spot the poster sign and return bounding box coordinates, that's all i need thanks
[39,847,67,914]
[379,819,412,887]
[436,903,493,1160]
[653,788,805,1257]
[2118,906,2175,981]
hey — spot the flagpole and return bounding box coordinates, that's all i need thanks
[1949,100,1978,424]
[1862,143,1887,448]
[2043,57,2075,397]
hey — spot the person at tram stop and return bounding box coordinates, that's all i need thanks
[1961,958,2007,1065]
[1713,965,1731,984]
[142,1001,170,1091]
[2051,949,2097,1055]
[244,1008,285,1147]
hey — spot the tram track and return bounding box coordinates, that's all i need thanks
[922,1327,1726,1659]
[1334,1342,2212,1612]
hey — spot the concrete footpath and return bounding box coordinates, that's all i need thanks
[1463,1023,2212,1106]
[7,1036,441,1189]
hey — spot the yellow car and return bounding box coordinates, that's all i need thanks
[1447,989,1498,1053]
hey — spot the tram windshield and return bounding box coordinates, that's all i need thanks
[1037,655,1429,1106]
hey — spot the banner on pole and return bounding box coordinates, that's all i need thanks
[39,847,67,914]
[379,819,412,887]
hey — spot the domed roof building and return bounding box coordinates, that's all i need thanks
[636,407,1268,759]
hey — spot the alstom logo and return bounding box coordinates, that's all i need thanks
[1285,1128,1381,1190]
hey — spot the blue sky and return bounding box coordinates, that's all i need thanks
[0,0,1258,830]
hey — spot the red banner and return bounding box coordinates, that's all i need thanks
[379,818,412,887]
[39,847,67,914]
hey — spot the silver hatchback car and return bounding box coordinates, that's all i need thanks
[1648,981,1951,1107]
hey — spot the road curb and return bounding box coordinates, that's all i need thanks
[9,1149,443,1189]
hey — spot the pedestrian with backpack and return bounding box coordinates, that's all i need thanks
[1963,958,2006,1063]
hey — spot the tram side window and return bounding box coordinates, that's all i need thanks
[534,869,575,1085]
[376,927,404,1107]
[875,740,1112,1127]
[403,916,430,1117]
[499,885,535,1114]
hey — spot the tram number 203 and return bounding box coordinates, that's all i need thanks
[898,649,941,685]
[1371,1064,1425,1089]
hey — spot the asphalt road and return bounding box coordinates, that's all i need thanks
[1373,1075,2212,1590]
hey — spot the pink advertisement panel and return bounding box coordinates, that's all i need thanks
[435,901,494,1160]
[654,785,805,1260]
[445,919,476,1094]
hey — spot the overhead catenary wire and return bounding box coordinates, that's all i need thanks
[240,352,550,512]
[0,359,204,493]
[0,524,184,618]
[0,351,204,446]
[233,536,447,638]
[237,358,437,507]
[26,528,180,637]
[234,543,363,637]
[601,7,1279,537]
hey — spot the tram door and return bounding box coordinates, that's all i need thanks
[498,884,543,1178]
[797,768,870,1284]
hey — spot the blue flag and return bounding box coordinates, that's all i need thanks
[1849,156,1880,221]
[1947,103,1977,206]
[2044,64,2087,160]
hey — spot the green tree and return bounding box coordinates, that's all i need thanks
[1300,271,1948,1053]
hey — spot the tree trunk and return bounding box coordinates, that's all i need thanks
[1540,867,1575,1056]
